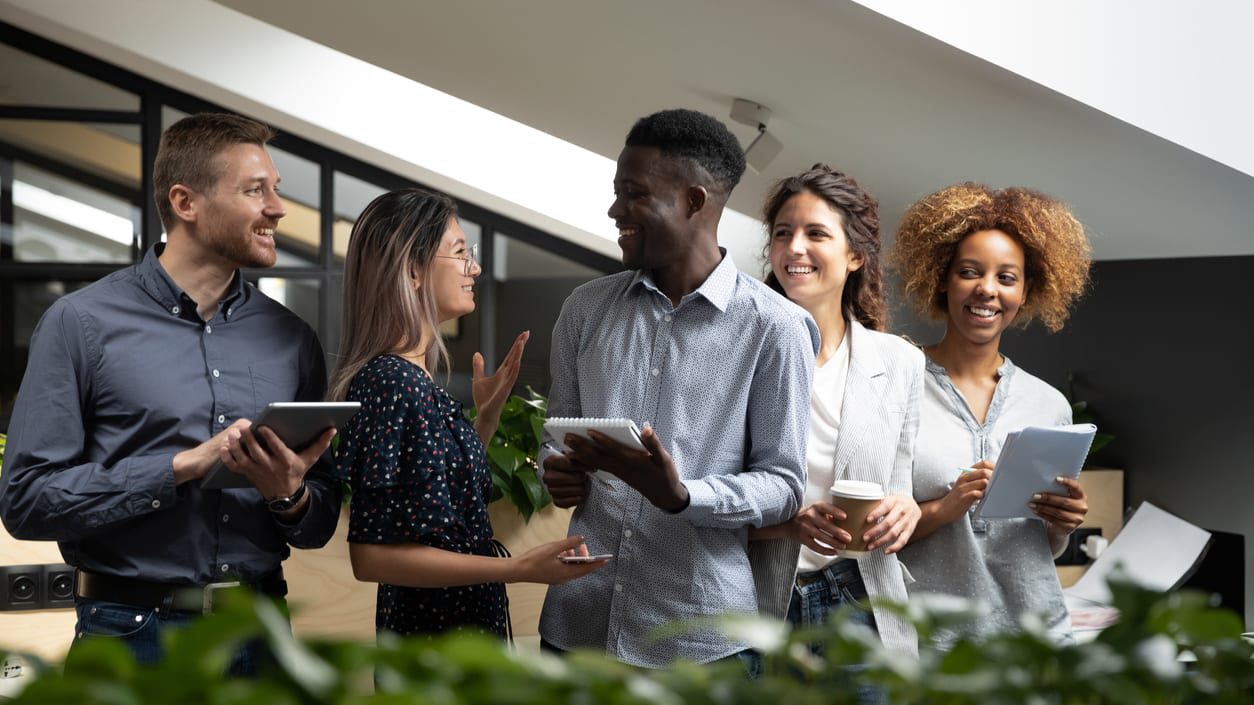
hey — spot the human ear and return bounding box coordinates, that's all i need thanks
[168,185,197,224]
[686,185,708,217]
[847,249,865,273]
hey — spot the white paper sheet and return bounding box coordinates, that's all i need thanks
[1063,501,1212,606]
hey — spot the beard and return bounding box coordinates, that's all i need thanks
[203,221,277,269]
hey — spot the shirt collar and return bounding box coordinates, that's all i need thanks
[628,248,738,312]
[137,244,248,319]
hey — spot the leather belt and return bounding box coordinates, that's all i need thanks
[75,569,287,615]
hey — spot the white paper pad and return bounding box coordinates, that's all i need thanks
[1063,501,1211,607]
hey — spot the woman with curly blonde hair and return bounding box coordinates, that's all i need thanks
[890,183,1091,648]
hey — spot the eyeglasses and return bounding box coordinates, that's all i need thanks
[434,242,479,276]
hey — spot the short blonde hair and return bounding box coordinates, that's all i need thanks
[890,183,1091,332]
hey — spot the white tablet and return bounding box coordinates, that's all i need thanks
[200,401,361,490]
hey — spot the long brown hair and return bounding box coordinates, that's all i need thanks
[329,188,458,401]
[762,164,887,331]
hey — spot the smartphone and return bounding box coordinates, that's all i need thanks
[558,554,613,564]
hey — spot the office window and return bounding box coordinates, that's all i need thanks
[4,159,139,264]
[0,43,138,111]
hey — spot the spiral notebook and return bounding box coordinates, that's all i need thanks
[973,423,1097,521]
[543,417,646,452]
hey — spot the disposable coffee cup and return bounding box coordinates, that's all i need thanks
[830,480,885,558]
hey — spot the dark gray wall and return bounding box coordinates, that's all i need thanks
[894,256,1254,627]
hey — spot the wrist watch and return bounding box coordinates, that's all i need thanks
[266,481,307,513]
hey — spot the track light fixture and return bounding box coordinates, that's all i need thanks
[730,98,783,173]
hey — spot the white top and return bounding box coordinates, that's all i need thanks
[798,327,851,572]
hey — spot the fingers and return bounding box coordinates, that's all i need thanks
[542,465,590,508]
[472,351,485,381]
[972,459,995,471]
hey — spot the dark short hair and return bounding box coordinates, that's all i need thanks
[625,109,746,194]
[153,113,276,230]
[762,164,887,331]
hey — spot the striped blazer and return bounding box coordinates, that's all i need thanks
[749,320,924,655]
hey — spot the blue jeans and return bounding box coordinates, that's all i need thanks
[73,598,272,675]
[786,560,884,705]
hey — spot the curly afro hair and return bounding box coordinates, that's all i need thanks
[762,164,888,331]
[890,183,1091,333]
[625,109,747,195]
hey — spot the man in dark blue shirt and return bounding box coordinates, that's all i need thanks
[0,113,341,668]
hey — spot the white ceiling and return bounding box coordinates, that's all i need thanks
[208,0,1254,262]
[4,0,1252,263]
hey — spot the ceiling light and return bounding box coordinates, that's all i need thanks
[730,98,782,173]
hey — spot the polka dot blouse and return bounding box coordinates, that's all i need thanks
[336,354,507,638]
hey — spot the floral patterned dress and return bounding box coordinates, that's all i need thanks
[336,354,507,637]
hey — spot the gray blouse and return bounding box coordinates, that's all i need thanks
[898,355,1073,648]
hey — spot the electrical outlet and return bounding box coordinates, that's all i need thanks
[0,563,77,610]
[44,563,75,608]
[1054,527,1103,566]
[1,565,43,611]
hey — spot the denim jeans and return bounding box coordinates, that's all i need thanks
[786,560,884,705]
[73,598,272,676]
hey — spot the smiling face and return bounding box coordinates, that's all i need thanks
[427,218,481,322]
[193,142,286,269]
[942,228,1028,346]
[607,145,693,271]
[768,190,864,315]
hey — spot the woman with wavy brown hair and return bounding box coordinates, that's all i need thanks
[749,165,924,666]
[891,183,1091,648]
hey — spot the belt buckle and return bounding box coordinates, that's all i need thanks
[203,581,241,614]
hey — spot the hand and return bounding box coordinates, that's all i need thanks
[566,425,688,512]
[942,459,994,523]
[219,419,335,500]
[864,494,921,554]
[786,501,850,555]
[513,535,609,585]
[172,423,247,485]
[541,452,594,508]
[472,331,529,443]
[1030,475,1088,538]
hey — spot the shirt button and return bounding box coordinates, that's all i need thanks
[221,514,230,523]
[171,305,180,315]
[151,499,161,509]
[217,414,226,423]
[623,529,633,538]
[212,369,221,378]
[664,315,672,322]
[614,583,623,593]
[205,324,213,334]
[220,563,230,573]
[650,368,660,376]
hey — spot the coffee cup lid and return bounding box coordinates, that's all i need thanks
[829,479,885,500]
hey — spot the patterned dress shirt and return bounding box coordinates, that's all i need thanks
[539,252,819,667]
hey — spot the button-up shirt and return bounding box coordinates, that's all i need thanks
[539,252,818,667]
[0,245,340,586]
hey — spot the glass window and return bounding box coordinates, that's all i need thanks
[268,145,320,267]
[487,234,603,396]
[331,171,388,261]
[5,161,139,263]
[256,277,321,334]
[0,119,142,190]
[0,279,97,420]
[0,44,139,111]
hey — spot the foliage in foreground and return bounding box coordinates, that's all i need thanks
[4,580,1252,704]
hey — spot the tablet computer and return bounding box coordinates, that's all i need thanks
[200,401,361,490]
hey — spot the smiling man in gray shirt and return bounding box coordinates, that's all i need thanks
[539,109,818,668]
[0,113,340,670]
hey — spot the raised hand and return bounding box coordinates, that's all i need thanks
[472,330,529,443]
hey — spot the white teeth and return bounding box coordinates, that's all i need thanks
[619,227,638,237]
[786,265,814,274]
[462,286,473,292]
[969,306,997,318]
[254,228,274,237]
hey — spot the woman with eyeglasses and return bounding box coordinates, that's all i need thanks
[330,187,606,639]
